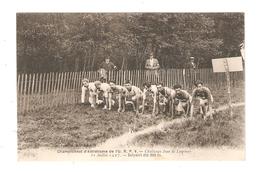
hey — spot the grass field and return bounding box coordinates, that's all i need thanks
[18,105,171,150]
[18,81,244,150]
[132,106,244,148]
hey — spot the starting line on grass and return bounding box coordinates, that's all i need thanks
[94,102,245,149]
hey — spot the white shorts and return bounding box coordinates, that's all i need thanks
[198,98,208,106]
[176,101,188,112]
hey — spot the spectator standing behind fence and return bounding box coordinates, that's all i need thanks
[240,42,245,61]
[98,57,117,81]
[145,52,160,81]
[185,56,198,85]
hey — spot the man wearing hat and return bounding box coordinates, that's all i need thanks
[186,56,199,85]
[187,57,196,69]
[240,42,245,61]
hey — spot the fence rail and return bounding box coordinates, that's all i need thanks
[17,68,244,114]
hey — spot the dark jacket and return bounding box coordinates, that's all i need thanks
[99,61,116,71]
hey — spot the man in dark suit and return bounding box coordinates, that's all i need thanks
[99,57,117,71]
[185,56,199,85]
[98,57,117,82]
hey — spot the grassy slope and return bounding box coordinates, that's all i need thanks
[132,81,245,148]
[132,107,244,148]
[18,82,244,150]
[18,105,169,150]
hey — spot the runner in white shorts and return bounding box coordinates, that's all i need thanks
[109,80,128,112]
[95,80,113,110]
[156,82,176,116]
[191,80,214,119]
[173,84,192,117]
[124,80,143,114]
[81,78,98,108]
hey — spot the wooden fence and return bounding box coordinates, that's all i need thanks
[17,68,244,114]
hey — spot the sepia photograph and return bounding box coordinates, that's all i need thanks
[16,13,245,160]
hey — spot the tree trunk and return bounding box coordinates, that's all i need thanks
[91,50,96,71]
[83,49,88,71]
[121,56,125,70]
[75,57,79,72]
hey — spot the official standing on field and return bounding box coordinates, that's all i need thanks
[98,57,117,81]
[186,56,198,85]
[145,52,160,82]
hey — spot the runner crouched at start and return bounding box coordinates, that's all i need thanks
[190,80,214,120]
[94,80,114,110]
[124,80,143,115]
[81,78,98,108]
[142,82,159,115]
[108,80,128,112]
[156,82,176,116]
[173,84,192,117]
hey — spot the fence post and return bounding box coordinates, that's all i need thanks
[20,74,25,113]
[72,72,77,104]
[43,73,48,108]
[120,70,123,85]
[34,73,39,111]
[133,70,136,87]
[79,71,83,103]
[67,72,72,104]
[171,69,174,87]
[52,72,57,107]
[47,72,52,107]
[26,74,31,112]
[76,71,83,103]
[63,72,67,105]
[169,69,172,87]
[63,72,68,105]
[22,74,27,113]
[57,72,62,107]
[223,59,233,117]
[17,74,21,113]
[136,70,139,87]
[42,73,47,108]
[74,71,79,103]
[50,72,55,107]
[59,72,65,105]
[69,72,74,104]
[30,73,35,111]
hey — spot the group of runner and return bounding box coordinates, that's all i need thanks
[81,78,214,120]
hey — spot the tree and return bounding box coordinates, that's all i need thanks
[17,13,244,73]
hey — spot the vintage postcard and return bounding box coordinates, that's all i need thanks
[17,12,245,161]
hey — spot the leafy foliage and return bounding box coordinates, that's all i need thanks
[17,13,244,73]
